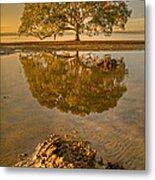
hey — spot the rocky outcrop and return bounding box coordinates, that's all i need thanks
[15,131,126,169]
[15,132,98,168]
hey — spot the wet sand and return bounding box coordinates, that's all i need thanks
[0,40,144,51]
[0,51,144,169]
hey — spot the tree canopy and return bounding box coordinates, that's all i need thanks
[20,51,127,116]
[19,2,132,40]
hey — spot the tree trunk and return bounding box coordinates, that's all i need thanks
[75,25,80,41]
[75,51,79,60]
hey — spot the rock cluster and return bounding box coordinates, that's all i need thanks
[81,53,125,72]
[15,133,97,168]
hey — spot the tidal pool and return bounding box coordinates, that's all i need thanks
[0,50,144,169]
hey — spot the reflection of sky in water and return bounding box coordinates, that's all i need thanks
[0,51,144,169]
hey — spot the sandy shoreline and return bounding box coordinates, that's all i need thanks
[0,40,144,51]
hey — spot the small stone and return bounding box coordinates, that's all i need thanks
[72,129,78,134]
[46,146,56,158]
[33,162,41,168]
[3,95,10,99]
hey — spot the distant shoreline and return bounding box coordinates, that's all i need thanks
[0,40,145,52]
[0,31,144,36]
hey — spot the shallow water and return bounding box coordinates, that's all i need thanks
[0,50,144,169]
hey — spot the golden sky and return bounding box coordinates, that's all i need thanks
[1,4,24,33]
[0,1,144,33]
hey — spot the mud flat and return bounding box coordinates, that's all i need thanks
[0,40,144,53]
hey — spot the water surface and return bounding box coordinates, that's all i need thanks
[0,50,144,169]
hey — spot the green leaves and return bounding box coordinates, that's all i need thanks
[19,2,132,40]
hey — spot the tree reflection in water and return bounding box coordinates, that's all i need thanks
[19,50,128,116]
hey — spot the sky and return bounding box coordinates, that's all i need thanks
[0,1,144,33]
